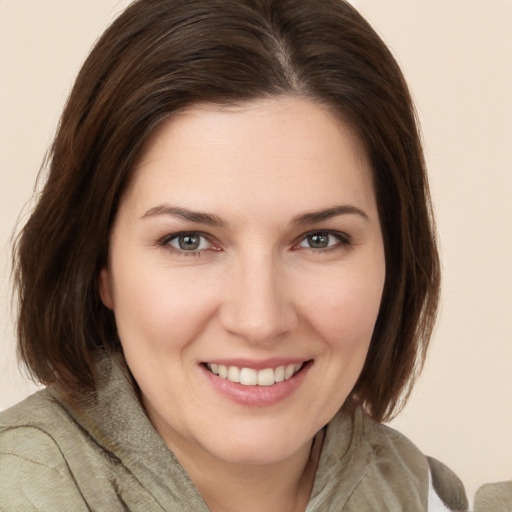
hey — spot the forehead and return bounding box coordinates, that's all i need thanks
[121,96,375,219]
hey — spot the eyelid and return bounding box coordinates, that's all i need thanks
[158,229,351,255]
[292,229,352,250]
[159,231,220,254]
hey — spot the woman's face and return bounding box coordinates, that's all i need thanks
[100,97,385,467]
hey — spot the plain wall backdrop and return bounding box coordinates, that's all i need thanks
[1,0,511,503]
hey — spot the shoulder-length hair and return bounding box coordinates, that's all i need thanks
[13,0,440,422]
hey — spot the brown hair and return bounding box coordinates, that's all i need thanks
[13,0,440,422]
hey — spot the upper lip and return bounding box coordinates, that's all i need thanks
[202,358,311,371]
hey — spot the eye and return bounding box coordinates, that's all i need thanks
[296,231,348,250]
[162,232,213,253]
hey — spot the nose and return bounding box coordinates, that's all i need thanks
[219,253,298,345]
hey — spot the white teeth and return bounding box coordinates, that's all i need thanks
[274,365,285,383]
[227,366,240,383]
[239,368,258,386]
[257,368,275,386]
[206,362,304,386]
[284,364,295,380]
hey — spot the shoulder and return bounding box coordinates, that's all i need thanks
[0,388,70,450]
[364,416,427,470]
[0,391,89,510]
[355,412,430,485]
[474,480,512,512]
[361,414,468,511]
[0,388,76,448]
[1,387,64,426]
[0,365,180,511]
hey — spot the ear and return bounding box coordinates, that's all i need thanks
[99,266,114,310]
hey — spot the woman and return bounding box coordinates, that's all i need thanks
[0,0,468,510]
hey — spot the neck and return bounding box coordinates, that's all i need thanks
[169,430,324,512]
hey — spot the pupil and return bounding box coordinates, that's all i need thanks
[309,233,328,248]
[179,234,200,250]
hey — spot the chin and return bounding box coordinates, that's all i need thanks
[197,422,314,467]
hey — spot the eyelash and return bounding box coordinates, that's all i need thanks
[293,230,352,253]
[158,230,351,256]
[159,231,216,257]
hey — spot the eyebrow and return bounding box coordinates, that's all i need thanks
[141,203,369,227]
[141,204,228,227]
[291,205,369,225]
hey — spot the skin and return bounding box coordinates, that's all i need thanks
[100,96,386,512]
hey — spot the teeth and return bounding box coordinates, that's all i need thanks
[240,368,258,386]
[274,365,285,383]
[218,365,228,379]
[206,362,304,386]
[257,368,275,386]
[227,366,240,383]
[284,364,295,380]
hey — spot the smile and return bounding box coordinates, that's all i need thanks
[206,363,304,386]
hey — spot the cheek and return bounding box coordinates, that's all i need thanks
[298,265,385,346]
[110,263,220,352]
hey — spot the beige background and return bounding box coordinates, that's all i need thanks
[1,0,511,503]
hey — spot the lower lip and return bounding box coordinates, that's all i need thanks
[200,361,313,407]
